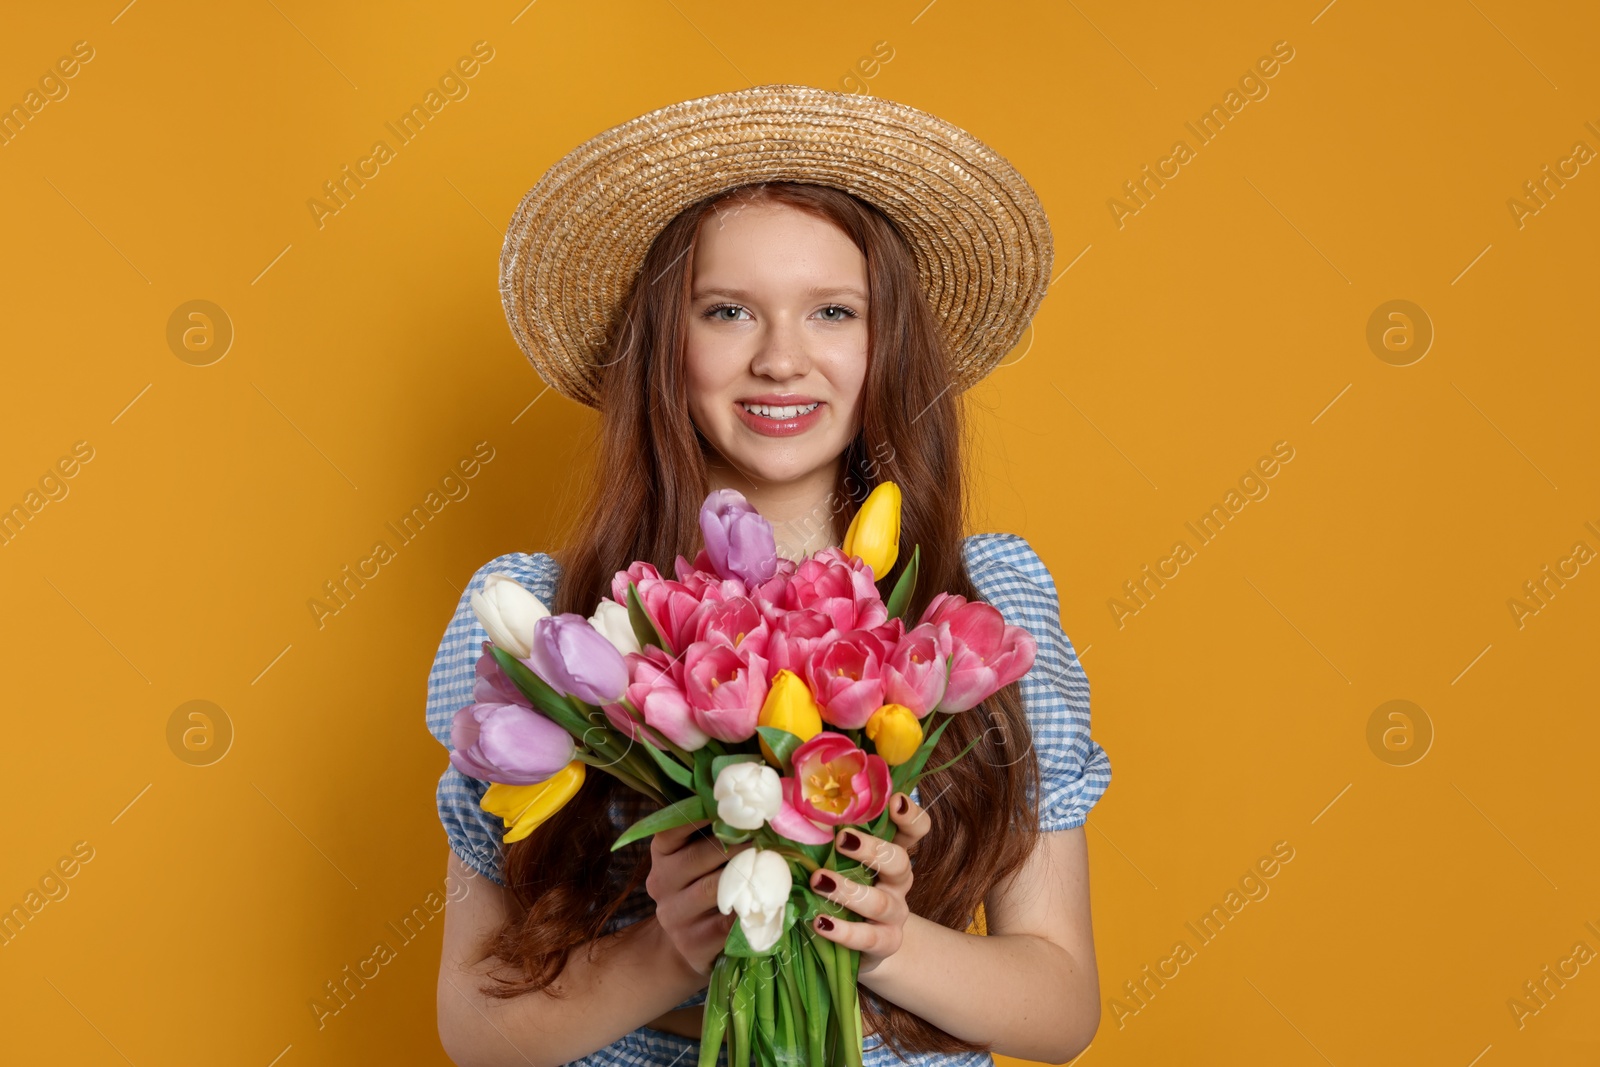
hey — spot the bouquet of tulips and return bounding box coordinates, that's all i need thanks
[449,482,1037,1067]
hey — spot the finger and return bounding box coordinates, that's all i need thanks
[685,835,754,886]
[810,908,895,957]
[690,866,726,915]
[657,818,714,855]
[886,792,932,853]
[808,867,897,924]
[835,826,912,885]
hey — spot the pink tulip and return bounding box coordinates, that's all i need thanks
[782,550,887,632]
[883,621,954,718]
[934,601,1039,712]
[768,776,836,845]
[867,615,905,648]
[612,567,711,654]
[674,554,751,601]
[449,702,575,785]
[683,641,769,743]
[610,560,663,607]
[609,645,710,751]
[783,731,892,831]
[762,608,837,676]
[802,629,890,730]
[749,556,798,606]
[689,595,771,663]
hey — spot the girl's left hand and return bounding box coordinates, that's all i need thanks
[808,790,931,976]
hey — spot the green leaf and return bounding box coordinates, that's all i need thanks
[609,795,705,851]
[884,543,921,622]
[635,731,693,789]
[756,725,805,774]
[776,935,808,1067]
[700,953,732,1067]
[626,580,673,654]
[693,747,716,803]
[488,646,588,734]
[892,713,954,788]
[799,935,829,1067]
[731,957,755,1067]
[839,945,865,1067]
[712,818,755,846]
[754,953,776,1064]
[919,730,983,780]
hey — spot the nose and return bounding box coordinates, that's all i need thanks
[749,315,812,382]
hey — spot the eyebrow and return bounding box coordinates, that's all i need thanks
[691,284,867,302]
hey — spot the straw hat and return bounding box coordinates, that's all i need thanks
[498,83,1053,410]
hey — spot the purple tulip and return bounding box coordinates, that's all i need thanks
[700,488,778,586]
[473,641,531,708]
[449,702,575,785]
[527,613,631,705]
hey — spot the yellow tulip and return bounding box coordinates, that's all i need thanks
[757,668,824,767]
[865,704,923,766]
[481,760,586,843]
[842,481,901,579]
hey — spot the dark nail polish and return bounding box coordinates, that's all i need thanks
[817,915,834,931]
[815,873,836,893]
[841,831,860,851]
[896,795,908,814]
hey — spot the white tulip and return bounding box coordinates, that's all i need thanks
[717,848,792,953]
[588,598,642,657]
[713,761,782,830]
[470,573,550,659]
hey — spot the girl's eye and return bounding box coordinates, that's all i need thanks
[702,303,858,322]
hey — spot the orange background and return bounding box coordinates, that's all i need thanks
[2,1,1597,1064]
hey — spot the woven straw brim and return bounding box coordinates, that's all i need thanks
[498,83,1054,410]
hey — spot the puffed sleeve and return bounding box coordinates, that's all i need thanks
[962,533,1112,832]
[424,551,561,884]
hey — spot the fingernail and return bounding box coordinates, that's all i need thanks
[816,915,834,931]
[814,873,836,893]
[841,831,860,851]
[896,795,908,814]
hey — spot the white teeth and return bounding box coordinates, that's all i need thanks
[741,402,819,419]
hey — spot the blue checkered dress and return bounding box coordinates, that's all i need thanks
[425,533,1112,1066]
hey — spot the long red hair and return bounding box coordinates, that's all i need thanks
[480,182,1042,1060]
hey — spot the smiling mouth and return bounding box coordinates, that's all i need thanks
[739,401,821,418]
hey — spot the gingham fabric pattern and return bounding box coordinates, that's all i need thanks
[424,532,1112,1066]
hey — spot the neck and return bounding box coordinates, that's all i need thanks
[705,456,844,563]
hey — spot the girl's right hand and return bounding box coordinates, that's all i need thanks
[647,818,754,979]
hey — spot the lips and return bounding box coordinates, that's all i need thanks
[734,399,826,438]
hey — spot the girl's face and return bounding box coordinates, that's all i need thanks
[684,200,869,492]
